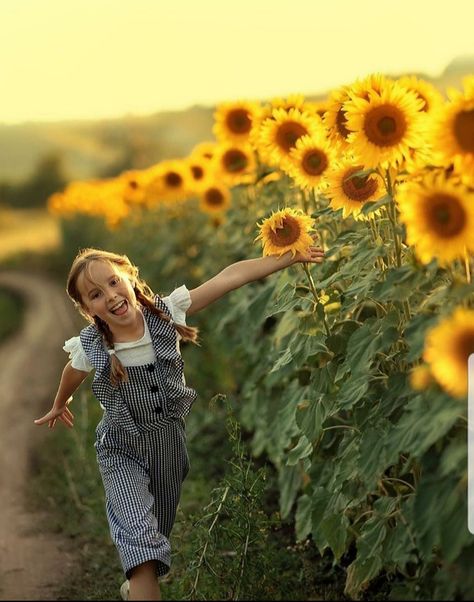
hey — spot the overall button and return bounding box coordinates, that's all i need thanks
[150,385,159,393]
[146,364,155,372]
[155,406,162,414]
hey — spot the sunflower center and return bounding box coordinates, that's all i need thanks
[226,109,252,135]
[276,121,308,153]
[364,104,407,147]
[205,188,225,206]
[342,167,378,201]
[223,149,248,173]
[302,149,328,176]
[336,107,351,139]
[426,193,467,237]
[191,165,204,180]
[454,109,474,152]
[165,172,182,188]
[268,215,301,247]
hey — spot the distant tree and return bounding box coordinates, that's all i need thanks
[0,153,68,208]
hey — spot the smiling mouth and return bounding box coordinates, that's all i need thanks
[110,300,128,316]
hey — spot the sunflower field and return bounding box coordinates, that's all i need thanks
[50,73,474,599]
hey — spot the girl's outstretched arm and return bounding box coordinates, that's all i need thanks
[187,234,324,315]
[34,361,89,429]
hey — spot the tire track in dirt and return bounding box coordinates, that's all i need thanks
[0,270,79,600]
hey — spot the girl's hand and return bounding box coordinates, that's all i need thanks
[34,399,74,429]
[292,234,325,264]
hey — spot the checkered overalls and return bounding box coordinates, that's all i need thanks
[80,295,197,577]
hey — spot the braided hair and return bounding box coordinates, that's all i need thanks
[67,247,200,385]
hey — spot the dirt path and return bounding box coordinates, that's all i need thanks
[0,270,79,600]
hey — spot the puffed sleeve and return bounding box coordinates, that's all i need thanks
[63,336,94,372]
[162,284,192,325]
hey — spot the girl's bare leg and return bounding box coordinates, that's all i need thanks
[128,560,161,600]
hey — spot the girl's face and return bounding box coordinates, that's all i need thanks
[77,260,139,328]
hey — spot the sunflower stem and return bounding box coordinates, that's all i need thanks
[309,187,319,213]
[301,262,331,336]
[301,190,309,214]
[464,248,471,284]
[367,217,386,274]
[385,170,402,269]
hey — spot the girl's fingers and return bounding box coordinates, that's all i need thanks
[59,414,73,428]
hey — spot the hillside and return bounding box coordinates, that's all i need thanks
[0,55,472,185]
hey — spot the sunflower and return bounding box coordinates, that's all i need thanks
[119,168,157,206]
[199,182,232,214]
[430,77,474,186]
[409,364,434,391]
[190,141,219,162]
[350,73,393,99]
[344,80,425,168]
[144,160,191,205]
[323,85,353,151]
[254,207,316,259]
[212,142,257,186]
[323,160,383,219]
[213,100,261,144]
[184,156,214,194]
[269,93,307,113]
[423,307,474,398]
[306,99,329,119]
[396,170,474,265]
[282,133,334,191]
[397,75,444,114]
[257,107,319,167]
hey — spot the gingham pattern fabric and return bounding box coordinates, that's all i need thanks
[79,294,196,578]
[95,417,189,577]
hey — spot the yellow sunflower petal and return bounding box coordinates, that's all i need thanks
[423,307,474,397]
[254,207,316,258]
[396,170,474,265]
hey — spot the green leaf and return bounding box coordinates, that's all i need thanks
[320,512,350,561]
[295,396,328,442]
[278,464,302,520]
[357,420,392,489]
[338,373,370,409]
[344,515,386,598]
[286,434,313,466]
[344,321,381,375]
[387,393,460,460]
[310,486,332,554]
[382,522,416,571]
[295,494,312,542]
[360,193,391,215]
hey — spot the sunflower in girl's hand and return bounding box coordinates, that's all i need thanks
[254,207,324,263]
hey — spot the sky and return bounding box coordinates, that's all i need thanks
[1,0,473,125]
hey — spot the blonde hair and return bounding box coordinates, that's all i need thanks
[66,247,200,385]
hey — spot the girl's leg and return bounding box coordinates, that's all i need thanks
[129,560,161,601]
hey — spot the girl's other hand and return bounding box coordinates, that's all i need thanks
[293,233,325,264]
[34,400,75,429]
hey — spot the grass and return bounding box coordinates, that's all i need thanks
[28,387,355,601]
[0,286,24,342]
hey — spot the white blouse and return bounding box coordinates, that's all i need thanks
[64,284,192,373]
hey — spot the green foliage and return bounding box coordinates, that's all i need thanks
[0,153,67,208]
[53,173,474,600]
[0,287,23,341]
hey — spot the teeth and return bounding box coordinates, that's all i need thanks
[111,300,125,312]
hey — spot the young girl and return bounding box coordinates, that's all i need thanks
[34,242,324,601]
